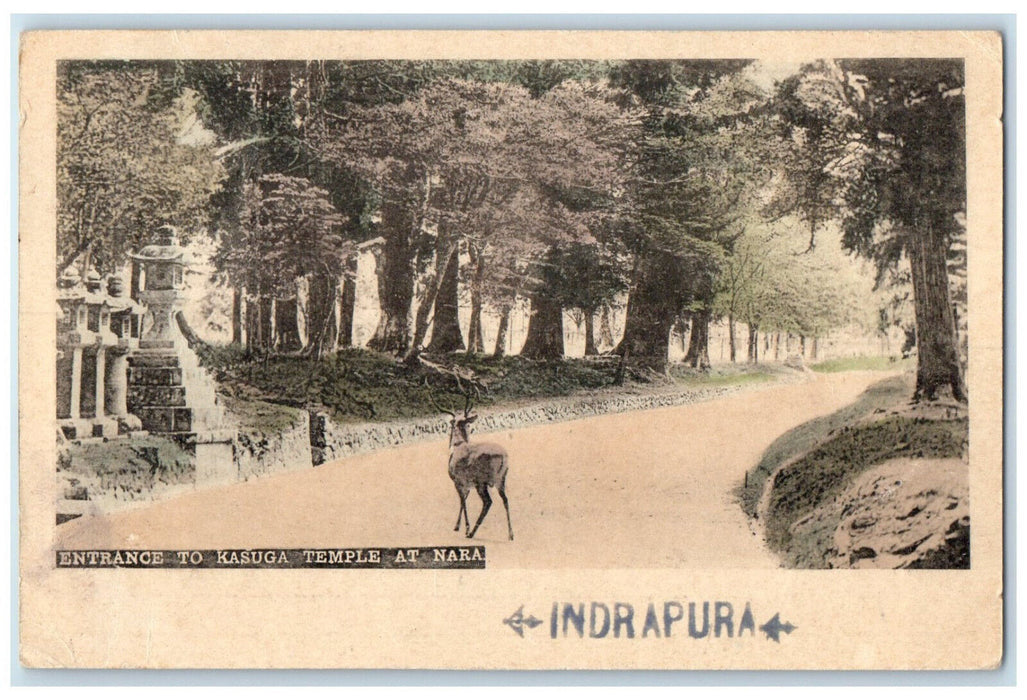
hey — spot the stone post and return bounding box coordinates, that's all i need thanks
[106,350,129,417]
[69,346,82,419]
[94,346,106,418]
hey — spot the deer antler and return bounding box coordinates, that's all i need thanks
[418,358,487,417]
[424,377,456,417]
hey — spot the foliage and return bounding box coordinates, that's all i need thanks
[219,173,351,293]
[715,218,875,337]
[56,58,911,375]
[772,59,967,400]
[57,63,225,275]
[313,76,638,294]
[198,346,774,424]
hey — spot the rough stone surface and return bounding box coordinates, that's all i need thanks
[233,411,313,481]
[825,457,970,569]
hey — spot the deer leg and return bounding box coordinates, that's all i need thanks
[498,485,513,541]
[467,484,492,539]
[454,485,469,532]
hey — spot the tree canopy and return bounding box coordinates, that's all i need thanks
[55,58,962,401]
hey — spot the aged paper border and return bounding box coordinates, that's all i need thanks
[18,29,1004,670]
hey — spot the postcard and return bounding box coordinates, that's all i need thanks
[18,29,1003,669]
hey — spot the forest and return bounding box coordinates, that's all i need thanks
[56,57,968,404]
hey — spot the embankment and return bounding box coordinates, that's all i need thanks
[745,373,970,569]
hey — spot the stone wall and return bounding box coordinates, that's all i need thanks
[233,407,313,481]
[317,383,749,463]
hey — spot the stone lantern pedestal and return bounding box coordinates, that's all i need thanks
[127,227,236,482]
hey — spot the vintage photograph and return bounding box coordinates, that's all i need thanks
[18,30,1004,670]
[51,55,970,568]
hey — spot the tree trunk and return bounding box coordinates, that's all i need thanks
[677,319,689,353]
[583,310,598,357]
[130,261,142,302]
[521,293,564,360]
[618,259,676,373]
[245,291,259,352]
[466,244,486,354]
[231,286,245,346]
[305,273,339,360]
[339,272,357,349]
[683,308,711,370]
[367,201,416,355]
[728,314,737,363]
[907,221,967,402]
[406,239,458,361]
[599,304,615,349]
[275,295,302,352]
[800,334,807,358]
[774,332,781,361]
[260,297,276,351]
[747,324,759,364]
[426,243,465,354]
[493,304,512,358]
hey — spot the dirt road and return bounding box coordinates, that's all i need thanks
[56,371,895,568]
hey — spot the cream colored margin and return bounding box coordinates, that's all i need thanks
[19,30,1004,669]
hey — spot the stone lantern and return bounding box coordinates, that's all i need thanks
[129,225,190,350]
[125,227,235,481]
[56,266,133,439]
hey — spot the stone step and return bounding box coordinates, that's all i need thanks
[135,406,193,433]
[128,354,182,368]
[128,385,187,408]
[137,339,176,351]
[128,366,183,386]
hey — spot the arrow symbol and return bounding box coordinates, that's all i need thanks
[759,613,796,643]
[503,605,543,638]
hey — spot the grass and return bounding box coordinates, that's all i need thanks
[684,369,778,387]
[810,355,912,373]
[221,395,305,434]
[197,344,782,424]
[738,371,969,568]
[59,434,194,500]
[739,375,911,518]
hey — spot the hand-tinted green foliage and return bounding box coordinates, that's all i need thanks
[772,59,967,401]
[220,173,351,293]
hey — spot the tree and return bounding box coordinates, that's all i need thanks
[546,242,628,356]
[314,75,637,361]
[611,62,768,371]
[57,63,224,277]
[777,59,967,401]
[715,218,872,364]
[222,174,352,358]
[183,60,383,351]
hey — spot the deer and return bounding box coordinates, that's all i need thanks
[429,378,513,541]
